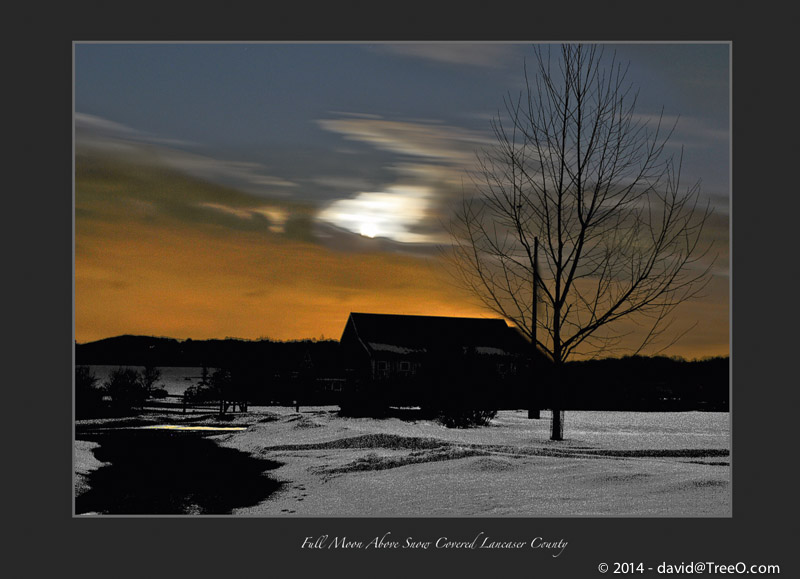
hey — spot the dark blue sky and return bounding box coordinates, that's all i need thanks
[76,44,516,143]
[75,42,730,211]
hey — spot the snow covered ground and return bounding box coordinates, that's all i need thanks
[74,406,730,517]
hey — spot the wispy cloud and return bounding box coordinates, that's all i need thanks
[369,43,517,69]
[199,202,290,234]
[317,116,492,164]
[75,113,195,149]
[630,112,729,146]
[155,148,298,197]
[75,113,299,199]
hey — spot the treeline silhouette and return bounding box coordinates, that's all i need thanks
[75,335,340,370]
[553,356,729,411]
[75,335,728,411]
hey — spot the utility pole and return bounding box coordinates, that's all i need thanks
[528,237,540,419]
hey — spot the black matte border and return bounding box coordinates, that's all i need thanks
[20,2,797,577]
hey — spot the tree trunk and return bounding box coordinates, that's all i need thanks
[550,359,563,441]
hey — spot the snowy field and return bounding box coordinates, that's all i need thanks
[75,406,730,517]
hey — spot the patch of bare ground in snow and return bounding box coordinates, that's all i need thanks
[287,415,324,429]
[451,444,729,461]
[593,472,652,484]
[470,457,520,472]
[662,478,729,491]
[264,433,450,451]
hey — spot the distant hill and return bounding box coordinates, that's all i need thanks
[76,335,185,366]
[75,335,342,374]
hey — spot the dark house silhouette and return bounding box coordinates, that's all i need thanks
[339,312,545,410]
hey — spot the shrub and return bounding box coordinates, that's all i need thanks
[104,367,146,412]
[184,384,216,403]
[437,408,498,429]
[210,368,232,394]
[76,366,105,418]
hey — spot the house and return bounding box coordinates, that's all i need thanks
[338,312,546,410]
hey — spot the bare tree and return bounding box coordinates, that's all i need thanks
[140,364,162,397]
[447,44,715,440]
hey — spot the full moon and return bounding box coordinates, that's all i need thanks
[359,222,379,238]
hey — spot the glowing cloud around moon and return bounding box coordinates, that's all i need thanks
[316,185,436,244]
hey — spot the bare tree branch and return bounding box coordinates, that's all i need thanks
[443,44,716,440]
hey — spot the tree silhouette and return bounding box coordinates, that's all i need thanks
[447,44,715,440]
[76,365,103,418]
[104,367,146,412]
[140,364,162,397]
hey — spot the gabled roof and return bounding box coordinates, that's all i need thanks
[342,312,533,357]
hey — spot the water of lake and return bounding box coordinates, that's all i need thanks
[75,428,282,515]
[84,366,211,396]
